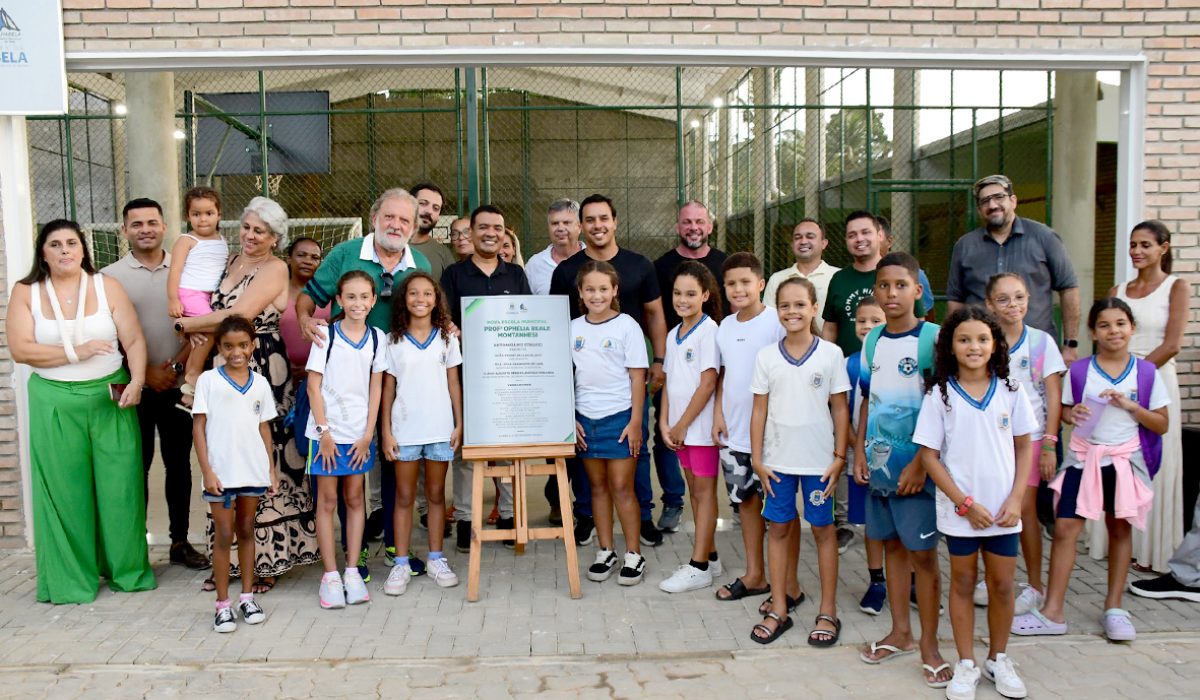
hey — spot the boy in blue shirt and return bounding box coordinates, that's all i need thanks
[854,252,950,689]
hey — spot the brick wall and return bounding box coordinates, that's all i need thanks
[20,1,1199,445]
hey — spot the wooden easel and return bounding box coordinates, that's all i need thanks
[464,443,581,602]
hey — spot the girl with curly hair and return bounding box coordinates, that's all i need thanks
[380,271,463,594]
[912,306,1037,700]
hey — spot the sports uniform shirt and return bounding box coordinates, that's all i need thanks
[570,313,648,419]
[193,367,278,488]
[716,307,786,453]
[304,322,388,444]
[663,315,720,446]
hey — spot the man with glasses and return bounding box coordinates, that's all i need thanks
[947,174,1081,361]
[297,187,432,577]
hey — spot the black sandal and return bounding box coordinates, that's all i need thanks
[716,578,770,601]
[758,591,805,615]
[807,614,842,647]
[751,612,793,645]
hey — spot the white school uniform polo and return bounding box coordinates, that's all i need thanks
[1062,355,1168,460]
[749,337,850,476]
[304,322,388,444]
[716,308,786,454]
[193,367,278,488]
[570,313,648,420]
[1007,326,1066,440]
[664,315,720,446]
[913,377,1037,538]
[385,328,463,445]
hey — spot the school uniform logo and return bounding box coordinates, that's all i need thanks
[685,349,695,363]
[898,356,918,377]
[1019,356,1030,370]
[601,338,615,351]
[253,400,262,416]
[1130,390,1138,402]
[810,372,824,389]
[999,412,1011,431]
[574,336,585,351]
[808,489,827,507]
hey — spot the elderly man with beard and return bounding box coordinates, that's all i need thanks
[297,187,432,579]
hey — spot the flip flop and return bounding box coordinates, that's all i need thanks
[758,591,805,615]
[200,576,215,592]
[716,578,770,601]
[922,663,952,688]
[252,577,276,594]
[859,641,916,665]
[807,614,841,647]
[750,612,793,645]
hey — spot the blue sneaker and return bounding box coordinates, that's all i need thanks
[859,581,886,615]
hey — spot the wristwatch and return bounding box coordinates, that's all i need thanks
[1063,339,1079,348]
[315,424,331,438]
[955,496,974,517]
[652,356,665,365]
[174,320,185,333]
[171,361,184,375]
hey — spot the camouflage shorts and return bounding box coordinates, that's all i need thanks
[719,448,762,505]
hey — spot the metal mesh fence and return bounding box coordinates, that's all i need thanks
[28,65,1058,298]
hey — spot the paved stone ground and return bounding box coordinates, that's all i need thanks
[1,636,1197,699]
[1,517,1198,698]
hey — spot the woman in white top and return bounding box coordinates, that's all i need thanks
[6,219,155,604]
[1112,220,1189,574]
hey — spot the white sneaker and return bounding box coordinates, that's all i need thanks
[973,580,988,606]
[213,605,236,633]
[983,653,1027,699]
[343,569,370,604]
[709,557,722,578]
[384,563,412,596]
[237,597,266,625]
[658,564,713,593]
[946,660,981,700]
[319,574,346,609]
[427,557,459,588]
[1012,584,1044,617]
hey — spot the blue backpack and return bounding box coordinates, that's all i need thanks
[286,324,380,457]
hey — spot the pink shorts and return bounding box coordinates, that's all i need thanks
[1028,439,1045,487]
[677,444,719,478]
[178,287,213,317]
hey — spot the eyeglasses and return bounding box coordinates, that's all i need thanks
[449,230,470,241]
[991,293,1028,308]
[380,271,394,299]
[977,192,1011,208]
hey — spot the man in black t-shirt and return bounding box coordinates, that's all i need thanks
[549,194,667,547]
[649,201,727,532]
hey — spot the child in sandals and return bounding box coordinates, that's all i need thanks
[748,278,850,645]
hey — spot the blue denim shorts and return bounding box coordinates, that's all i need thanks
[761,474,835,526]
[203,486,268,509]
[397,441,454,462]
[577,409,637,460]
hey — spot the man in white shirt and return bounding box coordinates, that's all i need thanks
[525,198,584,296]
[762,219,840,329]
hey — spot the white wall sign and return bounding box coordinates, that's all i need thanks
[0,2,66,115]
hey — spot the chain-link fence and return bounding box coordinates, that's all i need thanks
[27,66,1067,291]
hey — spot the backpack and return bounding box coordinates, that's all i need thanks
[287,323,380,457]
[1067,357,1162,479]
[859,321,939,389]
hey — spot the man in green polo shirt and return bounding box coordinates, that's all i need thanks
[297,187,430,336]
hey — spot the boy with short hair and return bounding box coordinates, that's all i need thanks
[855,252,950,688]
[712,253,786,604]
[845,297,891,614]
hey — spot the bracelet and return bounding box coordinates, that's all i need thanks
[652,356,664,364]
[1041,444,1058,453]
[833,453,846,461]
[1042,434,1059,444]
[955,495,974,517]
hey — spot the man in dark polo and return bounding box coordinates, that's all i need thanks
[441,204,532,552]
[947,174,1081,361]
[102,198,208,570]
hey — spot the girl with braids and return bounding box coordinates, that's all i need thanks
[913,307,1036,700]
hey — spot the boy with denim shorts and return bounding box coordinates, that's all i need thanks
[855,252,950,688]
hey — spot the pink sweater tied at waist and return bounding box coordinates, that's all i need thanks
[1049,433,1153,529]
